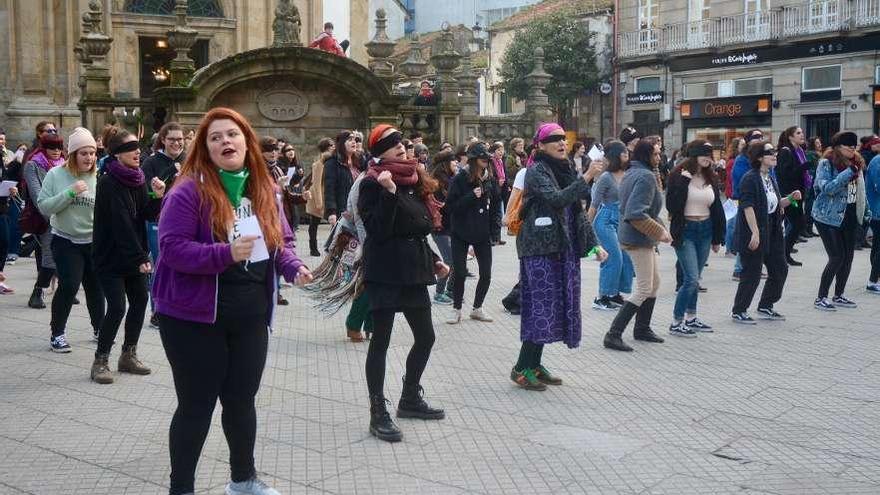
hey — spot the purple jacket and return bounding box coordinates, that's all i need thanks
[152,177,305,325]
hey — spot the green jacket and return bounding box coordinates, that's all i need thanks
[37,166,97,243]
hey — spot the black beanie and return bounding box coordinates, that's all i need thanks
[619,126,640,144]
[830,131,858,148]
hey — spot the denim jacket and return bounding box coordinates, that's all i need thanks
[812,159,866,227]
[866,155,880,218]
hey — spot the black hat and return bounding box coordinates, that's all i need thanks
[467,142,491,161]
[687,142,713,158]
[619,126,641,144]
[830,131,858,148]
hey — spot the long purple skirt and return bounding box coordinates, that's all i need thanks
[519,223,582,349]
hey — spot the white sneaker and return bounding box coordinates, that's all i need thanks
[469,307,493,322]
[446,309,461,325]
[225,477,280,495]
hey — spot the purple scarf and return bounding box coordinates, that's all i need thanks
[31,150,65,172]
[794,147,813,190]
[106,158,145,187]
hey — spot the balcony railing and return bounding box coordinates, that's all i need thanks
[618,0,880,58]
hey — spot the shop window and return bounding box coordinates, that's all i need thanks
[636,76,661,93]
[125,0,224,17]
[803,65,842,92]
[685,77,772,99]
[632,110,661,139]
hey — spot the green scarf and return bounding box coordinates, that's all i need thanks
[218,168,249,208]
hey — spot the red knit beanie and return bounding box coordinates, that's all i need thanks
[368,124,394,153]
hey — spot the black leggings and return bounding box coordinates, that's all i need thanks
[816,205,858,298]
[451,238,492,310]
[0,213,8,273]
[50,236,104,338]
[514,341,544,371]
[97,273,148,354]
[308,214,321,254]
[159,313,268,495]
[871,219,880,284]
[785,206,804,258]
[365,306,435,397]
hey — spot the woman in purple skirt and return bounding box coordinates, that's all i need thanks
[511,123,607,391]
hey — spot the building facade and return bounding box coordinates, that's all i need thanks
[616,0,880,152]
[411,0,540,34]
[483,0,614,142]
[0,0,403,143]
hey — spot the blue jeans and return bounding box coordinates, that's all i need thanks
[146,221,160,311]
[673,219,713,320]
[593,204,634,297]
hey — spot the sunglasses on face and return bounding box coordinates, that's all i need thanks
[44,144,63,151]
[45,129,58,135]
[353,137,362,143]
[165,137,184,143]
[406,145,415,149]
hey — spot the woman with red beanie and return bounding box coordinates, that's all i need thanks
[357,124,449,442]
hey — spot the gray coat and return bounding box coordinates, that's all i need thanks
[516,158,597,258]
[618,160,664,247]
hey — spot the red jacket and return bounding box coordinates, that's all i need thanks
[309,32,345,56]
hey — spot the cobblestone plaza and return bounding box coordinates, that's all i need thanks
[0,228,878,494]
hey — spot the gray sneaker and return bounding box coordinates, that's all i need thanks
[225,477,280,495]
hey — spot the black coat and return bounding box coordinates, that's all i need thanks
[92,173,160,276]
[776,147,806,197]
[141,151,184,192]
[322,155,356,219]
[358,178,438,287]
[733,169,783,256]
[665,171,726,249]
[445,169,497,245]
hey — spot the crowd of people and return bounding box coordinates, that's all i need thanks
[1,107,879,495]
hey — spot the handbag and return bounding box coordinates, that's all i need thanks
[504,187,524,236]
[17,176,48,235]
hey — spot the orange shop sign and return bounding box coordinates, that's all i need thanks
[681,96,772,120]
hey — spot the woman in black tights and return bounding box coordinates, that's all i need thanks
[357,124,450,442]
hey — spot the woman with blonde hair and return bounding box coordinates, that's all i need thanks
[153,107,312,495]
[36,127,105,352]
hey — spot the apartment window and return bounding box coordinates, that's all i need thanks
[684,81,719,99]
[875,65,880,84]
[639,0,658,30]
[499,91,511,114]
[636,76,661,93]
[689,0,711,21]
[802,65,842,92]
[734,77,773,96]
[685,77,772,99]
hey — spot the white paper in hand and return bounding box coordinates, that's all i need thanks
[722,199,738,221]
[587,145,605,162]
[0,180,17,197]
[237,215,270,263]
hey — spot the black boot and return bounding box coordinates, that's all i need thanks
[603,302,638,352]
[28,287,46,309]
[369,395,402,442]
[309,236,320,257]
[633,297,664,343]
[397,377,445,420]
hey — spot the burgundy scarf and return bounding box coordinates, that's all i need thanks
[367,158,443,230]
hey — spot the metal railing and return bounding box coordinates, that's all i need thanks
[618,0,880,58]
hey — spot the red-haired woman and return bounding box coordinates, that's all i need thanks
[152,108,312,495]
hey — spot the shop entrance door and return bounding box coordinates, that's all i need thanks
[804,113,840,148]
[632,110,662,140]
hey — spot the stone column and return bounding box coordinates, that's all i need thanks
[398,34,428,86]
[77,0,115,131]
[456,50,479,116]
[167,0,198,87]
[365,9,396,91]
[525,47,555,123]
[430,24,462,144]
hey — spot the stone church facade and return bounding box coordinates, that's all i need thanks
[0,0,380,143]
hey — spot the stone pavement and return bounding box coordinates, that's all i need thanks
[0,227,879,495]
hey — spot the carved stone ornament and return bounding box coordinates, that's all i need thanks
[257,88,309,121]
[272,0,302,47]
